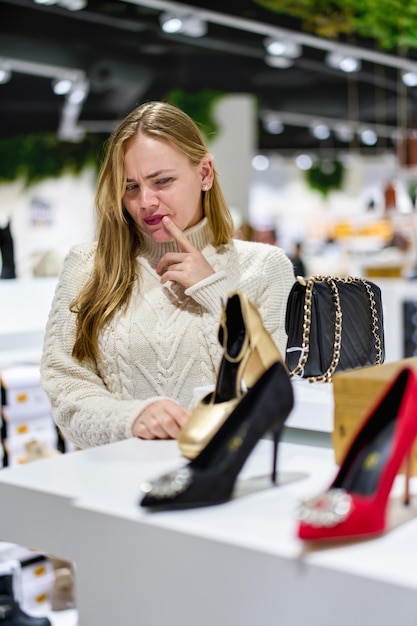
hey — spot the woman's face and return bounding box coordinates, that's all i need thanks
[122,133,213,243]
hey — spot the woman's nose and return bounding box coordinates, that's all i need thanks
[140,185,158,208]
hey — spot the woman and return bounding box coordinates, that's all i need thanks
[40,101,295,449]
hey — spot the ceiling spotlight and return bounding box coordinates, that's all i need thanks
[265,119,284,134]
[262,112,284,134]
[326,51,361,73]
[67,79,89,104]
[0,67,11,84]
[264,37,301,59]
[59,0,87,9]
[295,154,313,170]
[160,14,182,33]
[340,56,360,73]
[264,55,294,69]
[360,128,378,146]
[311,123,331,140]
[52,77,73,95]
[252,154,270,171]
[402,71,417,87]
[34,0,86,7]
[264,38,285,56]
[159,12,207,37]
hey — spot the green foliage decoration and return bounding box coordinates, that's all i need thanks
[0,89,225,188]
[408,180,417,207]
[253,0,417,50]
[306,159,345,198]
[0,133,106,188]
[165,88,226,140]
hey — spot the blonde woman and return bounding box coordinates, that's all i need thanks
[40,101,295,449]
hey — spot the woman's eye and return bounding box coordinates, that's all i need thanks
[157,177,172,186]
[125,183,137,192]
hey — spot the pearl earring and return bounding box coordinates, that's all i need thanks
[202,184,210,191]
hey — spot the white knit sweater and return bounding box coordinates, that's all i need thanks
[40,218,295,449]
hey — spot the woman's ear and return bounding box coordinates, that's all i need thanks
[200,156,214,188]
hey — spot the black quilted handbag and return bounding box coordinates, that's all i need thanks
[285,275,385,383]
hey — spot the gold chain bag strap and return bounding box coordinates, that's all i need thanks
[285,275,385,383]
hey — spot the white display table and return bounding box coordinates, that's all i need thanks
[0,435,417,626]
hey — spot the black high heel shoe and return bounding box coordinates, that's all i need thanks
[178,290,285,459]
[140,361,294,510]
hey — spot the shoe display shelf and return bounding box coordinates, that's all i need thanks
[0,544,77,626]
[0,366,78,626]
[0,364,75,468]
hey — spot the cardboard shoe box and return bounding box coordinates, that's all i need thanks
[332,357,417,471]
[0,365,51,417]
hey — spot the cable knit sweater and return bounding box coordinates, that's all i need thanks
[40,218,295,449]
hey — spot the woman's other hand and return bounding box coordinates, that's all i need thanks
[133,399,191,439]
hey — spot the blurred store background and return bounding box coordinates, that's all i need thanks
[1,0,417,279]
[2,0,417,364]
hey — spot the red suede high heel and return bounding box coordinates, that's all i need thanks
[297,366,417,541]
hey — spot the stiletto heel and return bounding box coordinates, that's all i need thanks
[404,453,411,506]
[178,290,285,459]
[297,366,417,541]
[271,424,281,484]
[140,361,294,510]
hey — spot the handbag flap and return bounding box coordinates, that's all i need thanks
[285,276,385,380]
[336,280,385,370]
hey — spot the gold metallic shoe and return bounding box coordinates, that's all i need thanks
[178,290,286,459]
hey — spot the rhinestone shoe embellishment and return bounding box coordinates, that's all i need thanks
[141,466,193,500]
[297,488,353,528]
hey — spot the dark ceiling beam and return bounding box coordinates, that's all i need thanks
[0,0,149,31]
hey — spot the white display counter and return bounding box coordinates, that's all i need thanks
[1,276,417,625]
[0,436,417,626]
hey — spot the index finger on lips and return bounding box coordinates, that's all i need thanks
[162,216,195,253]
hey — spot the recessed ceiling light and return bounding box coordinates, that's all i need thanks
[311,123,331,140]
[360,128,378,145]
[0,68,11,84]
[262,112,284,134]
[264,55,294,69]
[52,78,73,95]
[159,13,207,37]
[252,154,270,171]
[402,71,417,87]
[295,154,313,170]
[264,37,301,59]
[326,51,361,73]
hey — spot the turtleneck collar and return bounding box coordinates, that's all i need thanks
[138,218,213,266]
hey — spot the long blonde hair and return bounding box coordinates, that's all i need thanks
[71,100,235,363]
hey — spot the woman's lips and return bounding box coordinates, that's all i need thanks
[144,214,165,226]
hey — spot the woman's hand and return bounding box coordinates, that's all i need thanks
[156,216,215,288]
[133,399,191,440]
